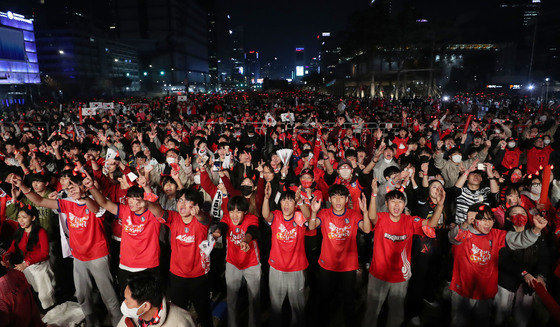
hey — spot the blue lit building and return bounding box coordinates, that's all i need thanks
[0,10,40,106]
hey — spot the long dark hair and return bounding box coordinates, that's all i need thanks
[13,204,42,252]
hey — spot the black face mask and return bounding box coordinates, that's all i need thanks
[240,185,253,196]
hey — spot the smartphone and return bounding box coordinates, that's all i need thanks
[477,163,485,170]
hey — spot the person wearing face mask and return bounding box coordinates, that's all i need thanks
[14,174,123,326]
[147,149,192,187]
[434,139,490,187]
[117,272,195,327]
[520,176,556,225]
[323,159,363,211]
[494,205,550,327]
[212,196,261,327]
[448,204,547,327]
[495,137,523,171]
[494,186,525,228]
[526,136,554,175]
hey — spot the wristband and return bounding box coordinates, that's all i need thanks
[521,270,528,277]
[488,177,497,180]
[371,193,377,197]
[21,188,31,195]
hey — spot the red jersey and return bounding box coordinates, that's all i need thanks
[117,205,161,269]
[221,213,260,270]
[4,228,49,266]
[268,210,308,272]
[450,228,507,300]
[58,199,108,261]
[392,136,409,158]
[369,212,424,283]
[501,148,522,170]
[526,146,553,174]
[159,211,210,278]
[317,208,363,272]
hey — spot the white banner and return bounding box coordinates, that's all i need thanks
[81,107,96,116]
[90,102,102,109]
[177,95,188,102]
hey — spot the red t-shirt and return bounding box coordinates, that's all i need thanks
[159,211,210,278]
[526,146,553,175]
[268,210,308,272]
[117,205,161,269]
[58,199,108,261]
[4,228,49,265]
[369,212,424,282]
[317,208,363,272]
[450,228,507,300]
[221,213,260,270]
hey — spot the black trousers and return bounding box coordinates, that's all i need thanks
[167,273,213,327]
[316,267,357,327]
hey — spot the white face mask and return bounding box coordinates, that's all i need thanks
[120,301,146,319]
[507,141,516,148]
[383,158,392,164]
[339,168,352,180]
[531,184,542,194]
[544,139,551,145]
[166,157,176,164]
[193,174,201,185]
[451,154,462,163]
[494,129,501,134]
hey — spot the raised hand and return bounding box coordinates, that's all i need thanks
[137,175,148,188]
[467,159,479,173]
[359,193,368,213]
[311,198,322,213]
[371,177,379,195]
[264,182,272,199]
[532,215,548,232]
[190,204,200,217]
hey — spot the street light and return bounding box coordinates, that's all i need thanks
[143,72,148,76]
[160,71,165,75]
[527,84,534,90]
[58,50,64,54]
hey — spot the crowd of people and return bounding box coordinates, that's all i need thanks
[0,91,559,327]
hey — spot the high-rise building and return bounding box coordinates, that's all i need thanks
[230,26,245,83]
[114,0,209,90]
[0,10,40,105]
[294,47,305,80]
[245,50,260,83]
[318,32,340,76]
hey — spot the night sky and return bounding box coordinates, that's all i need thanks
[217,0,371,67]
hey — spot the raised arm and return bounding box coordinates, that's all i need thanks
[358,193,372,233]
[14,177,57,210]
[261,182,273,223]
[455,159,478,188]
[424,188,445,228]
[308,198,322,230]
[368,178,379,225]
[83,176,118,215]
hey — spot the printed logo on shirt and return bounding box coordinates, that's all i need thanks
[276,224,297,242]
[384,233,407,242]
[469,243,491,265]
[176,234,195,244]
[401,248,412,280]
[327,222,351,240]
[68,212,89,229]
[230,230,246,245]
[123,222,145,235]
